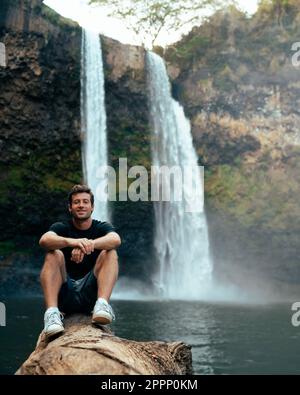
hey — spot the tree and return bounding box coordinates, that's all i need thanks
[257,0,298,27]
[89,0,228,47]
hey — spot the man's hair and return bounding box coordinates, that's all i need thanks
[68,184,94,206]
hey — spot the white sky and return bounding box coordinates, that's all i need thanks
[43,0,259,47]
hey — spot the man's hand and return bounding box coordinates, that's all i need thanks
[69,239,95,264]
[71,248,85,264]
[68,238,94,255]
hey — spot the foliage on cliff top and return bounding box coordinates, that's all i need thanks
[165,0,300,73]
[38,3,79,30]
[89,0,227,47]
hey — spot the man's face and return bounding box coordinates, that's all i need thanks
[69,192,93,220]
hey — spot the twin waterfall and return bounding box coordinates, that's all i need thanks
[147,52,212,299]
[81,29,108,221]
[81,29,212,299]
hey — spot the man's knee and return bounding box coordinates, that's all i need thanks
[107,249,118,261]
[97,249,118,262]
[42,250,65,269]
[94,250,118,272]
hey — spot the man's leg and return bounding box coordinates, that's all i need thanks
[93,249,119,302]
[40,250,66,337]
[92,249,118,325]
[40,250,67,308]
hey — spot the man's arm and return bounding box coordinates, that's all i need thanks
[39,231,94,254]
[70,232,121,264]
[92,232,121,251]
[39,231,69,250]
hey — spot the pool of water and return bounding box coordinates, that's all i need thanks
[0,297,299,374]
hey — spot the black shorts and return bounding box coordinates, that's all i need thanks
[58,270,98,315]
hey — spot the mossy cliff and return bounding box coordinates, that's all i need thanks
[165,1,300,295]
[0,0,153,293]
[102,37,154,281]
[2,0,300,297]
[0,0,82,254]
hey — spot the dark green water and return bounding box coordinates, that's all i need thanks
[0,297,299,375]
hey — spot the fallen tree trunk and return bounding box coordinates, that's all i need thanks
[16,314,192,375]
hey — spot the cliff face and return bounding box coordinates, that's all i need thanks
[0,0,82,243]
[102,37,154,281]
[3,0,300,298]
[0,0,153,293]
[165,2,300,295]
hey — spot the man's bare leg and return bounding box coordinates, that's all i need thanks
[92,249,118,325]
[40,250,66,337]
[40,250,67,308]
[93,249,119,302]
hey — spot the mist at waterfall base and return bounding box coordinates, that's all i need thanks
[112,276,278,304]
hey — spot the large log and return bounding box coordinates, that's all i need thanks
[16,315,192,375]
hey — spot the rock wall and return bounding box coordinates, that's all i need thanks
[3,0,300,298]
[0,0,82,244]
[102,37,154,281]
[0,0,154,293]
[165,2,300,296]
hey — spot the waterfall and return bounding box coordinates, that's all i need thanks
[147,51,213,299]
[81,29,108,221]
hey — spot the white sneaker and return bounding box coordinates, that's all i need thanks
[44,307,64,337]
[92,298,115,325]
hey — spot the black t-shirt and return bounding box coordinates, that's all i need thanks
[49,220,115,280]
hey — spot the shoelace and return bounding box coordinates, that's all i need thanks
[96,301,115,321]
[45,311,64,327]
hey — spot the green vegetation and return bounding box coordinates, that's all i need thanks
[205,162,300,231]
[89,0,225,47]
[0,240,30,257]
[167,35,210,63]
[0,240,16,256]
[0,147,82,241]
[0,148,81,196]
[40,4,78,30]
[108,113,153,200]
[165,0,300,92]
[163,0,300,235]
[109,124,152,170]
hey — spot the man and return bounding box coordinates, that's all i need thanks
[39,184,121,338]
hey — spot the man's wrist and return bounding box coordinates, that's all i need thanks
[91,239,96,250]
[64,237,73,248]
